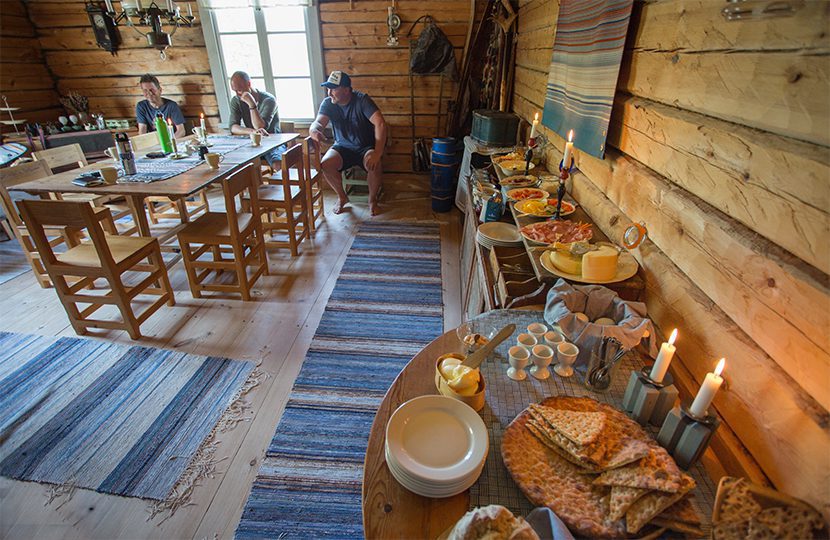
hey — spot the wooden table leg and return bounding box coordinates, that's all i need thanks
[127,195,151,237]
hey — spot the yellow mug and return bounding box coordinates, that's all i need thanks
[99,166,118,184]
[205,152,224,169]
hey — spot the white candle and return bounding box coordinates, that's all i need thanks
[200,112,206,132]
[649,328,677,383]
[689,358,725,417]
[105,0,114,12]
[187,2,192,17]
[562,129,574,169]
[167,118,177,154]
[529,112,540,140]
[167,0,175,12]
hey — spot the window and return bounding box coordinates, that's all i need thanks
[200,0,325,124]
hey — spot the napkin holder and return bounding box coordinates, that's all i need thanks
[656,402,721,469]
[621,367,678,426]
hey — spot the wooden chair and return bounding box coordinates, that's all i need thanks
[250,144,309,256]
[33,143,138,234]
[272,136,325,235]
[19,199,174,339]
[177,163,268,301]
[0,161,118,288]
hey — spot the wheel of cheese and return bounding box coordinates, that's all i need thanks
[581,245,619,281]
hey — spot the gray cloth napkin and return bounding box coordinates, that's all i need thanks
[543,279,658,366]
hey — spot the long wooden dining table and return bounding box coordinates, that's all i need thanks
[10,133,299,259]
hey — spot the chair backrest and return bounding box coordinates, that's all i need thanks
[131,131,160,152]
[33,144,88,174]
[18,198,113,269]
[279,144,305,188]
[301,136,320,176]
[279,121,295,133]
[0,160,52,227]
[224,163,261,239]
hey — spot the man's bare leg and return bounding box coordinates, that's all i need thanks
[364,150,383,216]
[321,149,349,214]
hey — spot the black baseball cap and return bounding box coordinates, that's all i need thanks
[321,70,351,89]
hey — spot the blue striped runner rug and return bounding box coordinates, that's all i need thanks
[0,332,257,509]
[235,220,444,539]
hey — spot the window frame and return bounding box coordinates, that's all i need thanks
[199,1,326,126]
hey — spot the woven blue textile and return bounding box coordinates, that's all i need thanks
[235,221,444,539]
[0,332,254,501]
[116,135,251,183]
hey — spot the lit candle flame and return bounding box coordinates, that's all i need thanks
[668,328,678,346]
[714,358,726,377]
[167,118,172,125]
[200,112,204,119]
[534,112,539,122]
[567,129,574,142]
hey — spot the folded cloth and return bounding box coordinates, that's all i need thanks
[543,279,657,366]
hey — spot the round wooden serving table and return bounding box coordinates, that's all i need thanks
[362,328,469,539]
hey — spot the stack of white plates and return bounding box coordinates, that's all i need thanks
[385,395,489,498]
[476,222,523,248]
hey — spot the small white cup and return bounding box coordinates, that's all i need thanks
[526,322,548,340]
[544,330,565,348]
[507,346,530,381]
[554,342,579,377]
[99,166,118,184]
[250,131,262,147]
[517,333,537,350]
[530,344,554,380]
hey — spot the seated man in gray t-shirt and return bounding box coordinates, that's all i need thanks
[310,70,387,216]
[229,70,283,166]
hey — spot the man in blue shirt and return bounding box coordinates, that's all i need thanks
[310,71,387,216]
[135,74,185,137]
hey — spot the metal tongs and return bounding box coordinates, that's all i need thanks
[587,336,627,391]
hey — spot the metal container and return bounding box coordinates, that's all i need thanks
[471,110,519,146]
[115,132,136,176]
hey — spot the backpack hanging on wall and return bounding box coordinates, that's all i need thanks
[408,16,458,79]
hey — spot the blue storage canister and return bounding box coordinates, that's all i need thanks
[430,137,459,212]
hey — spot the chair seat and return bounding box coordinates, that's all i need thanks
[179,211,253,241]
[256,184,303,203]
[271,168,319,181]
[57,235,155,267]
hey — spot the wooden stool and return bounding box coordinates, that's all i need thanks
[341,166,383,203]
[19,198,174,339]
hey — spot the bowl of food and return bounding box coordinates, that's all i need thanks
[497,159,536,176]
[435,353,486,411]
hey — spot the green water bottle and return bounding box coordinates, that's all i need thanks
[154,112,173,154]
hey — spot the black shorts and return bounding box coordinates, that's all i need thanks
[332,144,374,172]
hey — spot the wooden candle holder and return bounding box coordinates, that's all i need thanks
[621,368,679,426]
[656,403,721,469]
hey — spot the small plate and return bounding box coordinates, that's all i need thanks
[478,222,522,244]
[500,174,538,188]
[540,245,639,284]
[506,187,547,202]
[515,199,575,218]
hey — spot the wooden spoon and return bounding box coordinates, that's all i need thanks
[462,323,516,369]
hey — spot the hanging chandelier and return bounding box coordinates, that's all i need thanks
[101,0,195,59]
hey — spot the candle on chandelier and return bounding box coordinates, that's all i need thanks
[105,0,114,12]
[649,328,677,383]
[187,2,193,17]
[167,0,175,12]
[689,358,725,418]
[562,129,574,170]
[529,112,540,140]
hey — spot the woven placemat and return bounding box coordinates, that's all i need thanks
[468,309,716,534]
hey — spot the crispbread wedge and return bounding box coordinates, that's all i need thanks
[719,477,762,523]
[650,517,705,537]
[594,448,684,493]
[754,505,826,539]
[528,405,606,446]
[657,497,701,525]
[625,474,696,534]
[526,406,607,464]
[525,421,604,473]
[712,520,749,539]
[608,486,650,521]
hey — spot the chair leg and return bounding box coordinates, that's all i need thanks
[286,204,298,257]
[150,247,175,306]
[180,241,202,298]
[232,242,251,301]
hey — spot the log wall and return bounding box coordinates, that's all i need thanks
[512,0,830,518]
[23,0,221,132]
[0,0,62,134]
[319,0,471,172]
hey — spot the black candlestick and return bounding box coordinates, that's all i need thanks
[524,147,533,176]
[552,168,568,220]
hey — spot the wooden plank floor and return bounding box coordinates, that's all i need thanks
[0,174,463,540]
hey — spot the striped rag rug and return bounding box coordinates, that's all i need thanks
[0,331,255,504]
[235,220,444,539]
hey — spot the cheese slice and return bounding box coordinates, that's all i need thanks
[582,245,619,281]
[551,250,582,275]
